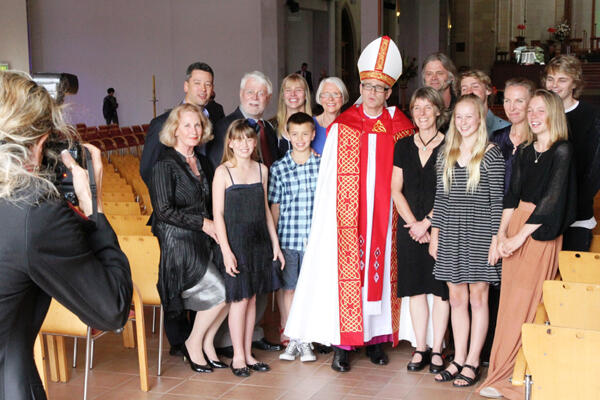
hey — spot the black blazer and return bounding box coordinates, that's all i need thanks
[150,147,215,316]
[0,197,132,400]
[206,107,280,169]
[140,107,221,189]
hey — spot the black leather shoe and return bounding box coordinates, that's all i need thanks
[429,352,445,374]
[252,338,283,351]
[169,345,183,357]
[247,361,270,372]
[204,351,228,369]
[230,362,251,377]
[407,348,431,372]
[215,346,234,359]
[365,344,389,365]
[181,344,213,373]
[314,343,333,354]
[331,347,351,372]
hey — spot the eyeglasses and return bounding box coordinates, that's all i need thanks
[361,83,389,93]
[319,92,342,99]
[243,89,267,97]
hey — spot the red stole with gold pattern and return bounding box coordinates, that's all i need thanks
[335,104,413,346]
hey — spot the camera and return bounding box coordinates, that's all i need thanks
[44,137,91,205]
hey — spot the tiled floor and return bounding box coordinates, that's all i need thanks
[44,308,490,400]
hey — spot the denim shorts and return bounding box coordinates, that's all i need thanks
[281,249,304,290]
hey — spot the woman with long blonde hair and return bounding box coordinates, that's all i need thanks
[271,74,312,156]
[429,94,505,387]
[480,90,576,399]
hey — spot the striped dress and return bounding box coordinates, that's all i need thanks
[432,145,505,284]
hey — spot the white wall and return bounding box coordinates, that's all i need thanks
[0,0,29,72]
[28,0,281,126]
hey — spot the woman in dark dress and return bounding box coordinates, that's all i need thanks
[151,103,228,373]
[391,87,449,373]
[480,90,576,399]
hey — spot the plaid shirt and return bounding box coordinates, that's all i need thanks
[268,150,320,251]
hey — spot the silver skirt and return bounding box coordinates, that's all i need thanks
[181,258,226,311]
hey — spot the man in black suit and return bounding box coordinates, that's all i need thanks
[207,70,279,169]
[208,71,283,356]
[140,62,218,187]
[139,61,217,357]
[297,62,313,93]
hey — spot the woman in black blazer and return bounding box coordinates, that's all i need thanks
[150,103,228,373]
[0,71,133,399]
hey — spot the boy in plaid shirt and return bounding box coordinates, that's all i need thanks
[268,112,320,362]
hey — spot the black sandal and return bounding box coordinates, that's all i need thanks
[453,364,480,387]
[435,360,462,382]
[407,348,431,371]
[429,352,445,374]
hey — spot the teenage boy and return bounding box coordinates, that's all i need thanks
[268,112,320,362]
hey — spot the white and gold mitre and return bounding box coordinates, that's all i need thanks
[357,36,402,87]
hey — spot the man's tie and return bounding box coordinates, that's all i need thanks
[257,120,273,167]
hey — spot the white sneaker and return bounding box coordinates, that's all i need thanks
[279,341,298,361]
[298,342,316,362]
[480,386,503,398]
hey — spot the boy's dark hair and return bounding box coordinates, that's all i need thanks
[286,112,314,131]
[107,87,115,94]
[185,62,214,80]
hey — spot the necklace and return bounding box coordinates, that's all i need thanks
[184,152,195,159]
[417,132,437,151]
[533,149,542,163]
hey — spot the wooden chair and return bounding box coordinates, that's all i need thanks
[558,251,600,284]
[103,201,141,216]
[117,235,165,375]
[40,285,149,399]
[520,280,600,399]
[542,280,600,330]
[521,324,600,399]
[107,215,152,236]
[102,191,135,202]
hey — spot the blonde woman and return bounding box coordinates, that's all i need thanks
[429,94,504,387]
[271,73,312,156]
[480,90,576,399]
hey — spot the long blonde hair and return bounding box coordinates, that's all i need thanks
[527,89,569,147]
[274,73,312,138]
[0,71,76,202]
[442,94,489,194]
[221,119,259,167]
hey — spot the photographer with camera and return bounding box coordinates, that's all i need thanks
[0,71,132,399]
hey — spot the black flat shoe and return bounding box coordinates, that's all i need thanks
[247,361,270,372]
[429,352,445,374]
[181,344,213,373]
[204,351,227,369]
[435,361,462,382]
[365,344,389,365]
[331,347,350,372]
[453,364,481,387]
[230,362,250,377]
[407,348,431,372]
[252,338,283,351]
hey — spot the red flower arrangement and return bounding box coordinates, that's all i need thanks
[517,24,526,30]
[548,27,557,33]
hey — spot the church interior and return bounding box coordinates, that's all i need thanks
[1,0,599,399]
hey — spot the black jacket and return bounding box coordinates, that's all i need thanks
[0,196,132,400]
[149,147,215,317]
[140,107,221,189]
[206,107,280,169]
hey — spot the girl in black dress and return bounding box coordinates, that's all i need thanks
[212,120,285,377]
[391,87,449,373]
